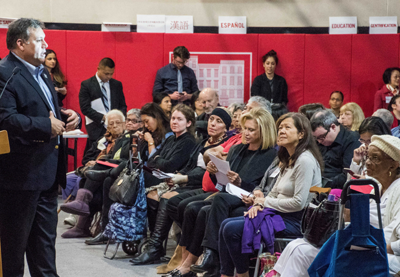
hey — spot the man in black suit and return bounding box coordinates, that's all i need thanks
[0,18,80,276]
[79,58,127,154]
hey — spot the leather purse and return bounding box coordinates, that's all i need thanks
[109,148,142,206]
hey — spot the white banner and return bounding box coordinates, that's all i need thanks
[218,16,247,34]
[329,17,357,34]
[137,15,166,33]
[101,22,131,32]
[369,16,398,34]
[0,18,16,29]
[165,16,193,33]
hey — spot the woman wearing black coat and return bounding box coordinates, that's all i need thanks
[251,50,288,105]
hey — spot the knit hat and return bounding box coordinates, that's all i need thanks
[370,135,400,162]
[210,107,232,131]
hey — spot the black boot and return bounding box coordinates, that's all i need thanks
[85,232,109,245]
[85,169,111,182]
[190,248,219,274]
[130,198,173,265]
[147,198,159,234]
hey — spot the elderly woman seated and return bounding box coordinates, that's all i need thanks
[275,135,400,277]
[60,109,136,238]
[338,102,365,132]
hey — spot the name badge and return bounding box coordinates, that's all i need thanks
[270,167,280,178]
[386,96,393,103]
[216,183,223,191]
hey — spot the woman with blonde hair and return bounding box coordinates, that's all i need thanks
[339,102,365,131]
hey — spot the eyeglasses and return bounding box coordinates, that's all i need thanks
[359,138,371,145]
[366,153,393,164]
[314,129,330,141]
[108,121,123,126]
[126,119,142,124]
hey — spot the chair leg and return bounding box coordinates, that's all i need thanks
[254,243,263,277]
[104,240,120,260]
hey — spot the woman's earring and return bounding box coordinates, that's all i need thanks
[389,171,392,177]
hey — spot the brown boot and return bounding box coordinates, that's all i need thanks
[156,245,182,274]
[61,215,92,238]
[60,189,93,216]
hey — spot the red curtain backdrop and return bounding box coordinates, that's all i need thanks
[0,28,399,170]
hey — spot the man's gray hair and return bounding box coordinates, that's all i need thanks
[7,18,44,50]
[310,109,339,131]
[127,108,141,119]
[228,102,246,114]
[105,109,125,125]
[373,109,394,129]
[248,96,272,113]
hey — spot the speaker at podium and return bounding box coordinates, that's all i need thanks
[0,130,10,155]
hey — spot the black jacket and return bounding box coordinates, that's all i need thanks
[79,76,127,141]
[251,73,288,105]
[0,52,69,190]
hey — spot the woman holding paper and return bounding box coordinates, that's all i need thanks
[216,112,323,277]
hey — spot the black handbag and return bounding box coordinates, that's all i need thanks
[109,148,142,206]
[301,195,340,248]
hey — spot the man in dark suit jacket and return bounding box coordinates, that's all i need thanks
[79,57,127,154]
[0,18,80,276]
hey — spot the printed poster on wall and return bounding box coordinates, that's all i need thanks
[0,18,16,29]
[137,15,166,33]
[329,17,357,34]
[101,22,131,32]
[218,16,247,34]
[165,16,193,33]
[369,16,398,34]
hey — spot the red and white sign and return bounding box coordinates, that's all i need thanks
[219,16,247,34]
[0,18,16,29]
[369,16,398,34]
[169,51,252,106]
[165,16,193,33]
[329,17,357,34]
[101,22,131,32]
[137,15,166,33]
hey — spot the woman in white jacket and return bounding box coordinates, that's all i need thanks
[275,134,400,276]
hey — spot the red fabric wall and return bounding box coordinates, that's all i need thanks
[0,30,399,170]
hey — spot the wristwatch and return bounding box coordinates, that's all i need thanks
[148,142,154,146]
[254,202,265,210]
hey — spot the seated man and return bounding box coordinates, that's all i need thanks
[195,88,220,140]
[153,46,198,106]
[328,90,344,118]
[310,109,360,189]
[373,108,394,130]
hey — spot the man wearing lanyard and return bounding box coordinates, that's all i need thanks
[153,46,199,106]
[0,18,80,276]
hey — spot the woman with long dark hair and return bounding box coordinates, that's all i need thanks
[44,49,68,106]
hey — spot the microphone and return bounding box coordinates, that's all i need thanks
[0,66,20,101]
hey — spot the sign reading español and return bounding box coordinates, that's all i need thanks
[369,16,398,34]
[329,17,357,34]
[0,18,16,29]
[219,16,247,34]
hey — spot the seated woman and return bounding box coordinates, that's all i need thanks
[227,102,246,131]
[388,95,400,130]
[217,112,324,277]
[275,134,400,277]
[251,50,288,106]
[44,49,67,107]
[130,106,230,265]
[60,109,130,238]
[154,91,172,118]
[191,90,205,117]
[374,67,400,111]
[349,116,391,176]
[338,102,365,132]
[170,108,278,277]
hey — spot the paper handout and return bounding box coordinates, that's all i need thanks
[226,183,253,199]
[85,98,107,125]
[209,153,230,186]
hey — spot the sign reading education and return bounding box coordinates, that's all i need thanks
[329,17,357,34]
[101,22,131,32]
[369,16,398,34]
[219,16,247,34]
[137,15,166,33]
[165,16,193,33]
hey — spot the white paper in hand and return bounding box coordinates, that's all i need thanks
[226,183,253,199]
[85,98,107,125]
[209,153,230,186]
[152,169,174,179]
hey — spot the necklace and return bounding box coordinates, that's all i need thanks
[208,135,226,145]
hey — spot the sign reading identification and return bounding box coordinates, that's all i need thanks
[329,17,357,34]
[101,22,131,32]
[137,15,166,33]
[0,18,16,29]
[369,17,398,34]
[165,16,193,33]
[219,16,247,34]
